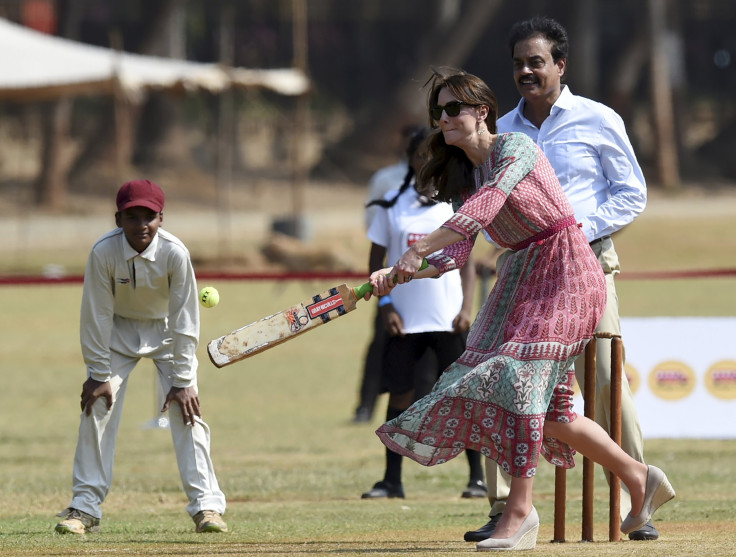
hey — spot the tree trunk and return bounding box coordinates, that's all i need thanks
[609,23,648,124]
[318,0,504,178]
[216,0,236,257]
[69,0,187,182]
[570,0,599,99]
[133,0,188,167]
[68,31,140,188]
[649,0,680,188]
[32,0,84,209]
[34,99,72,209]
[391,0,505,125]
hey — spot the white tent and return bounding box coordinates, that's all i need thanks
[0,18,309,101]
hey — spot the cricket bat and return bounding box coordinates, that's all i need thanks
[207,260,428,368]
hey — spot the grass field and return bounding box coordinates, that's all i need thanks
[2,278,736,556]
[1,184,736,555]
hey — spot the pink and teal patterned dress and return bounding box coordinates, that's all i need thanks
[376,132,607,477]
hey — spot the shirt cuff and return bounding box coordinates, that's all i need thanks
[426,253,458,277]
[88,370,111,383]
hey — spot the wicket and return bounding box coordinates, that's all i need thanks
[552,332,624,543]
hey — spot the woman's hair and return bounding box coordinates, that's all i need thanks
[418,67,498,203]
[366,127,433,210]
[508,17,569,63]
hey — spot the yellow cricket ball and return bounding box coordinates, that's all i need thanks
[199,286,220,308]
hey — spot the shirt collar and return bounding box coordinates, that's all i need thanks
[553,84,574,110]
[513,84,574,124]
[121,229,159,262]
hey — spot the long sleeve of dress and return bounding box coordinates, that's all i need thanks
[428,134,537,275]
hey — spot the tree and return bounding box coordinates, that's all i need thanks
[648,0,680,188]
[316,0,504,179]
[33,0,84,209]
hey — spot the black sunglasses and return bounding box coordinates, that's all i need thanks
[430,101,468,120]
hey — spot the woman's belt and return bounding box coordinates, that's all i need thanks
[512,215,578,251]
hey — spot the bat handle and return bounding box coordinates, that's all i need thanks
[353,258,429,300]
[353,281,374,300]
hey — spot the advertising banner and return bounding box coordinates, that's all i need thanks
[572,317,736,439]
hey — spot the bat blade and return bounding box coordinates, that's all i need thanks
[207,282,369,368]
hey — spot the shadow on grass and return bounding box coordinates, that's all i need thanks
[148,540,471,554]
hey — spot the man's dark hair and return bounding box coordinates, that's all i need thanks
[508,17,569,62]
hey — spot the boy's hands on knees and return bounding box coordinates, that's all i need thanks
[163,386,202,426]
[81,378,113,415]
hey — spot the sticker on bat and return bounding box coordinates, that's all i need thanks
[306,293,344,321]
[285,307,309,333]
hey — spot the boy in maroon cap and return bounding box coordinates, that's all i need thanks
[55,180,228,535]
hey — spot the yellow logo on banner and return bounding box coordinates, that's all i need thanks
[625,363,640,394]
[649,361,696,400]
[705,360,736,400]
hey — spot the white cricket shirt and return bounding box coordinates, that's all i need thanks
[367,186,463,334]
[80,228,199,387]
[364,161,410,229]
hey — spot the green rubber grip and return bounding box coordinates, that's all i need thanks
[353,281,374,300]
[354,258,429,300]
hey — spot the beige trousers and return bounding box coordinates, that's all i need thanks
[484,237,644,519]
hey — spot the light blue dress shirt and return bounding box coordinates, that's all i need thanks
[497,85,647,242]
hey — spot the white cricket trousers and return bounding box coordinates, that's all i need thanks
[68,350,226,519]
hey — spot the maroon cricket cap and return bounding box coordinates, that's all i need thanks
[116,180,165,212]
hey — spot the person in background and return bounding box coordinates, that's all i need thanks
[464,16,653,543]
[55,180,227,535]
[361,127,486,500]
[354,123,424,424]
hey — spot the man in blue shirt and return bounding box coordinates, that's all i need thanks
[464,16,657,542]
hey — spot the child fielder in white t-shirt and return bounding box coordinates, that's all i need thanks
[360,128,487,500]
